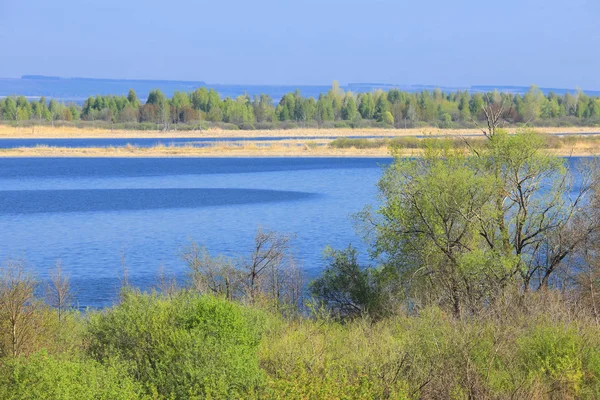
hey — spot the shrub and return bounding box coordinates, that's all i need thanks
[309,246,385,319]
[333,121,349,128]
[280,121,299,130]
[254,122,277,130]
[0,352,144,400]
[219,123,239,130]
[86,290,265,398]
[259,316,412,399]
[516,325,591,397]
[329,138,388,149]
[382,111,394,126]
[239,122,256,130]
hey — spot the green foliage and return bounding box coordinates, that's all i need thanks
[310,246,385,319]
[382,110,394,125]
[260,300,600,399]
[259,314,413,399]
[0,352,144,400]
[86,290,265,398]
[360,129,591,317]
[515,325,592,397]
[1,284,600,399]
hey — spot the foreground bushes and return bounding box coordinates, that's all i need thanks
[261,300,600,399]
[0,288,600,399]
[87,290,266,398]
[0,352,144,400]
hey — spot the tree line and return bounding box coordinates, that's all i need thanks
[1,82,600,130]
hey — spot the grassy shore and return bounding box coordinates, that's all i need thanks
[0,142,392,158]
[2,136,600,158]
[2,126,600,157]
[1,125,599,139]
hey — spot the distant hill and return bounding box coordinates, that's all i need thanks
[1,76,599,104]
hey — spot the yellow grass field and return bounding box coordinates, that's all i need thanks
[1,138,599,158]
[0,142,390,158]
[0,125,599,139]
[1,125,600,157]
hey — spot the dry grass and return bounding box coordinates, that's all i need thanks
[2,131,600,158]
[2,143,599,158]
[1,124,599,139]
[0,142,397,158]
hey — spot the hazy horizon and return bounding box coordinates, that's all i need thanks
[1,0,599,89]
[3,75,598,92]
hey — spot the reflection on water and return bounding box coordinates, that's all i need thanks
[0,188,315,214]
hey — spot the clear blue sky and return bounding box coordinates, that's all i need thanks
[1,0,598,89]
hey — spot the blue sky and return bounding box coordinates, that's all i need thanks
[1,0,598,89]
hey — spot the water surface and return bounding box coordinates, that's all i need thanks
[0,157,391,307]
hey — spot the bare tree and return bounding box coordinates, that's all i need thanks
[182,229,304,311]
[154,264,179,298]
[468,93,512,138]
[242,228,292,304]
[45,260,74,322]
[262,254,304,312]
[119,247,129,289]
[181,242,241,300]
[0,260,38,357]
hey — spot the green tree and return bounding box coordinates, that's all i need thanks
[382,111,394,125]
[170,91,192,123]
[458,92,471,121]
[316,94,334,124]
[374,93,390,122]
[358,93,375,119]
[146,89,169,128]
[418,91,437,121]
[522,85,546,122]
[126,89,139,107]
[469,93,485,119]
[276,93,295,121]
[190,87,209,111]
[253,94,275,123]
[2,97,18,122]
[341,93,357,121]
[361,130,598,317]
[310,246,385,319]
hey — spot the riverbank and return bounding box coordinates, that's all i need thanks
[1,141,600,158]
[0,143,392,157]
[1,125,599,139]
[3,127,600,157]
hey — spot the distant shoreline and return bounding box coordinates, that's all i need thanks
[1,144,598,158]
[2,126,600,158]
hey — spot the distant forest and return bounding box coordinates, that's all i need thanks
[1,82,600,130]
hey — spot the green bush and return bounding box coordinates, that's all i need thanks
[333,121,349,128]
[516,325,594,397]
[86,290,266,398]
[329,137,388,149]
[0,352,144,400]
[259,316,412,399]
[239,122,256,130]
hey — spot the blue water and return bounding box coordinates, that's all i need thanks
[0,157,391,308]
[0,137,332,149]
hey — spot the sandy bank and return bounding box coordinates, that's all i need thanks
[1,143,599,158]
[1,125,599,139]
